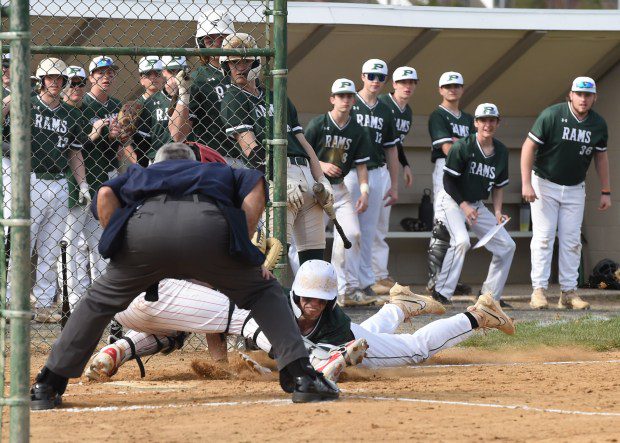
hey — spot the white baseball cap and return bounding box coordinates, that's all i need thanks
[331,78,356,95]
[393,66,418,82]
[291,260,338,301]
[362,58,388,76]
[89,56,119,74]
[439,71,463,87]
[64,65,86,79]
[2,53,10,66]
[161,55,187,71]
[474,103,500,119]
[571,76,596,94]
[138,56,163,74]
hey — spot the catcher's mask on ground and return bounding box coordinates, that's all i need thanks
[290,260,338,319]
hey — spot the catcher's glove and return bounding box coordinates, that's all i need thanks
[251,230,283,271]
[117,101,143,144]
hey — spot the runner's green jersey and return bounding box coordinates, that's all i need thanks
[305,113,371,185]
[135,90,172,162]
[528,102,608,186]
[220,86,307,165]
[428,105,475,163]
[379,93,412,145]
[351,93,399,170]
[443,134,509,202]
[30,95,86,175]
[66,93,121,207]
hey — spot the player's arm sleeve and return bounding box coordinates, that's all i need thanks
[397,142,410,167]
[443,173,464,205]
[494,151,510,188]
[303,117,320,152]
[287,97,303,134]
[428,111,453,147]
[527,110,550,145]
[68,113,88,151]
[353,131,372,164]
[221,91,253,138]
[443,139,467,177]
[382,112,399,148]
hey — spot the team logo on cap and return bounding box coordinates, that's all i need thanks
[448,74,459,81]
[95,57,114,68]
[403,70,414,76]
[373,63,385,70]
[340,81,352,88]
[68,67,82,74]
[483,106,495,114]
[576,80,594,89]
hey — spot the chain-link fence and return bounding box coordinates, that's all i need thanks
[1,0,288,358]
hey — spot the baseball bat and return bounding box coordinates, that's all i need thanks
[59,240,70,329]
[313,182,352,249]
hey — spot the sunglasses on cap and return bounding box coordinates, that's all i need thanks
[365,73,386,82]
[575,81,594,89]
[70,79,87,87]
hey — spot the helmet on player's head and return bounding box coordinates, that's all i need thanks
[195,9,235,47]
[290,260,338,319]
[220,33,261,82]
[36,57,68,88]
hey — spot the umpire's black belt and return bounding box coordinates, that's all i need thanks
[287,156,308,167]
[146,193,216,204]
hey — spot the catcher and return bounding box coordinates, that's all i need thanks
[85,260,515,382]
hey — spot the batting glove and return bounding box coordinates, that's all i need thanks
[286,178,304,212]
[78,182,92,206]
[316,176,335,211]
[175,70,192,106]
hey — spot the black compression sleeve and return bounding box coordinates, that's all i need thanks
[397,143,409,167]
[443,173,464,205]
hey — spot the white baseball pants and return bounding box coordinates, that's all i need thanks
[372,165,391,281]
[63,205,107,308]
[342,167,383,289]
[434,190,515,300]
[432,159,446,203]
[530,174,585,292]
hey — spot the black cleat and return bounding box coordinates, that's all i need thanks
[432,290,452,306]
[292,372,340,403]
[499,299,513,309]
[30,381,62,410]
[454,282,472,295]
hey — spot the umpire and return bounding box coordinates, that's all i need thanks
[31,143,339,409]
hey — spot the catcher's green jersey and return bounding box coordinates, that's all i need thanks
[351,94,399,170]
[305,113,371,185]
[528,102,608,186]
[31,95,86,175]
[444,134,509,202]
[428,105,475,163]
[135,90,172,161]
[66,93,121,207]
[190,73,235,157]
[220,86,307,163]
[379,93,412,145]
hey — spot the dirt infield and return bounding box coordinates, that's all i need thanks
[19,348,620,442]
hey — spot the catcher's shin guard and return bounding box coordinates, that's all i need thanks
[426,220,450,291]
[241,316,272,354]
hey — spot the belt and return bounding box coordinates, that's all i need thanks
[367,163,385,171]
[35,172,64,180]
[287,156,308,167]
[147,193,216,204]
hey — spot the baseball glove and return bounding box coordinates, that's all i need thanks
[251,230,283,271]
[117,101,143,144]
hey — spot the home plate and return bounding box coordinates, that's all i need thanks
[108,380,201,391]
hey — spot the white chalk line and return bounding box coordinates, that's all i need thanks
[407,359,620,370]
[351,395,620,418]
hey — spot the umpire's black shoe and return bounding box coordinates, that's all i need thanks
[292,373,340,403]
[30,367,68,410]
[454,281,472,295]
[432,290,452,306]
[499,299,513,309]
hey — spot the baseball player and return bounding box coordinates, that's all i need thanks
[303,78,372,306]
[339,59,400,300]
[522,77,610,310]
[161,55,188,92]
[4,58,89,322]
[433,104,515,306]
[427,72,475,298]
[86,260,514,381]
[132,56,172,166]
[372,66,418,296]
[220,33,333,265]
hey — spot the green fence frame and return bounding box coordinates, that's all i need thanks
[0,0,289,438]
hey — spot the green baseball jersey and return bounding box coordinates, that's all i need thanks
[191,63,224,85]
[528,102,608,186]
[66,93,122,208]
[428,105,475,163]
[379,93,412,145]
[220,85,307,165]
[351,94,399,170]
[189,74,235,157]
[135,90,172,162]
[30,95,86,175]
[443,134,509,202]
[305,113,371,185]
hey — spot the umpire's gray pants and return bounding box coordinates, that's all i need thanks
[46,195,308,377]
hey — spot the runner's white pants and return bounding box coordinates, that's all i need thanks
[434,190,515,300]
[432,159,446,205]
[341,166,384,289]
[113,279,475,370]
[372,165,391,281]
[530,174,585,292]
[63,205,107,308]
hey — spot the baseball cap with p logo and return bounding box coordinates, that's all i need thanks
[138,56,163,74]
[331,78,356,95]
[362,59,388,76]
[571,76,596,94]
[474,103,500,119]
[439,71,464,87]
[393,66,418,82]
[64,65,86,79]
